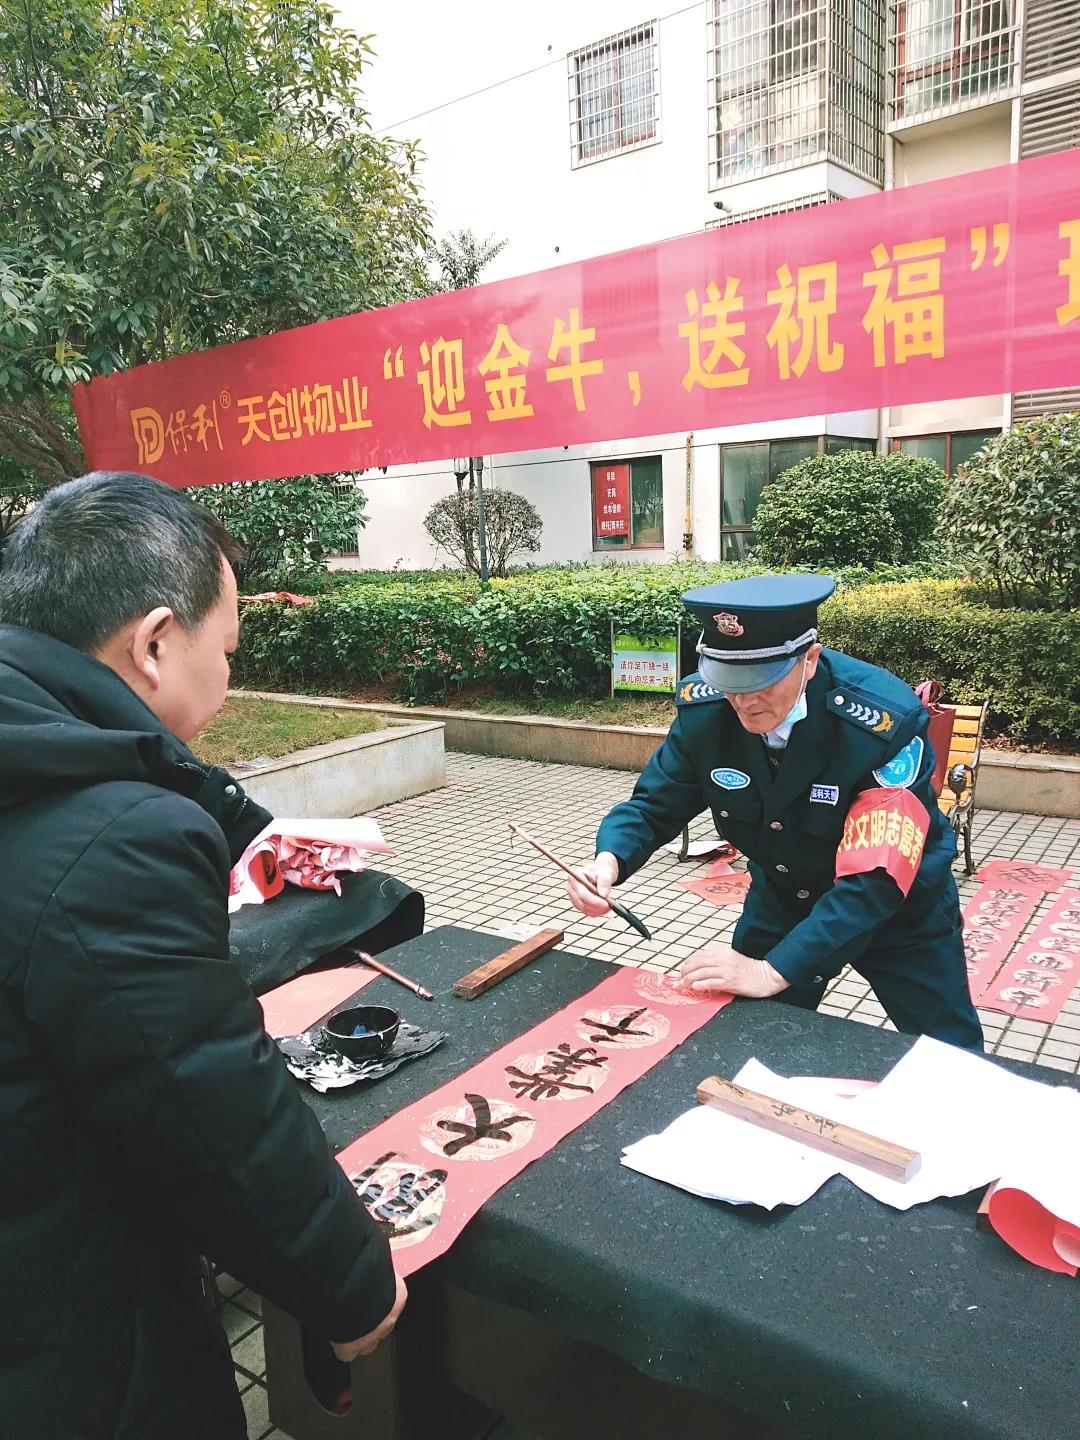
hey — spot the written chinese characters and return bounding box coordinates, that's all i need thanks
[593,463,630,539]
[478,324,534,421]
[128,376,375,466]
[504,1044,610,1102]
[862,238,946,367]
[131,400,223,465]
[835,789,929,898]
[577,1005,670,1048]
[766,262,844,380]
[118,196,1080,483]
[840,802,927,869]
[421,1094,536,1161]
[1057,219,1080,326]
[351,1152,448,1248]
[238,377,372,444]
[418,337,472,428]
[612,632,678,696]
[547,307,604,410]
[680,280,749,390]
[328,967,725,1276]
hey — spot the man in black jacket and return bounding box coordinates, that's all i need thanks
[0,471,404,1439]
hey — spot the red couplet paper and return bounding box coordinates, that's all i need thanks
[976,888,1080,1022]
[704,856,737,879]
[592,461,630,539]
[973,860,1073,894]
[72,150,1080,485]
[961,884,1044,1002]
[987,1187,1080,1278]
[679,870,753,908]
[334,966,731,1276]
[258,967,379,1039]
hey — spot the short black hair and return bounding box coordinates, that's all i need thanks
[0,471,243,652]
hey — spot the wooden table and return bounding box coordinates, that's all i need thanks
[263,927,1080,1440]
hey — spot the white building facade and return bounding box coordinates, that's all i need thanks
[335,0,1079,569]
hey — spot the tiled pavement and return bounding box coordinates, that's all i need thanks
[229,752,1080,1438]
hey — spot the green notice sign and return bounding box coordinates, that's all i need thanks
[612,632,679,694]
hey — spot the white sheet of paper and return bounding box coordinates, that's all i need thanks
[830,1036,1054,1209]
[621,1039,1079,1219]
[664,838,730,858]
[249,816,393,852]
[621,1103,837,1208]
[994,1086,1080,1228]
[620,1060,864,1209]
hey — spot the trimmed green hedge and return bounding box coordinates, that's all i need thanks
[233,571,1080,745]
[822,580,1080,743]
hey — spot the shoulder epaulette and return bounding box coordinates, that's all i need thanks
[675,673,726,707]
[825,683,914,739]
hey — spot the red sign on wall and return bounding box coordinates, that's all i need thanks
[70,149,1080,486]
[592,462,630,539]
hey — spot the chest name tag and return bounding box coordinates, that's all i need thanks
[810,784,840,805]
[711,767,751,790]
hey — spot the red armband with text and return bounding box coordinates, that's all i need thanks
[835,786,929,897]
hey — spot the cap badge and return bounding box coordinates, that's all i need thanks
[712,611,744,637]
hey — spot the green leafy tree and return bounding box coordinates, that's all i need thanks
[424,489,541,578]
[754,450,945,567]
[0,456,46,549]
[938,414,1080,608]
[0,0,431,483]
[425,229,508,293]
[199,474,366,588]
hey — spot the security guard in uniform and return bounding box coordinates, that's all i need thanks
[567,574,982,1049]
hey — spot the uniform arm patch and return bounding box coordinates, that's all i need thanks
[835,786,928,897]
[872,735,924,790]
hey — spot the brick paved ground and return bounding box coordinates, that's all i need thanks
[231,753,1080,1438]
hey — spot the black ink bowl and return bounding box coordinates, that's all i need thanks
[322,1004,400,1061]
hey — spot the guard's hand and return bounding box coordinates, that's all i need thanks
[679,944,790,999]
[566,852,620,917]
[331,1273,408,1363]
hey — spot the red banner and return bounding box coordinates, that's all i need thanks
[72,150,1080,485]
[333,966,730,1276]
[592,461,630,539]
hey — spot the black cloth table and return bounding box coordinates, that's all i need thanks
[265,926,1079,1440]
[227,869,424,994]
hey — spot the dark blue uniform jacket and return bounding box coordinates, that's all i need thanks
[596,648,959,991]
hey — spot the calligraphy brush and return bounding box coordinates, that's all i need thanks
[507,822,652,941]
[348,948,434,1001]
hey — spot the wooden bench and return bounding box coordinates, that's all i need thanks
[934,699,989,876]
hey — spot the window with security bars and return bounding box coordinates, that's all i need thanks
[890,1,1016,124]
[708,2,883,186]
[570,23,659,166]
[328,482,360,558]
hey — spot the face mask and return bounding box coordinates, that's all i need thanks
[781,688,808,729]
[778,655,811,728]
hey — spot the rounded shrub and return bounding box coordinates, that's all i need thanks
[754,450,945,567]
[938,412,1080,609]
